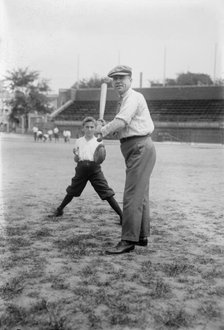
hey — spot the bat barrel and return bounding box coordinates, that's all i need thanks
[99,83,107,120]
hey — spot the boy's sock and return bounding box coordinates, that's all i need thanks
[106,196,123,222]
[58,194,74,210]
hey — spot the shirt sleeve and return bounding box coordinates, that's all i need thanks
[101,118,126,137]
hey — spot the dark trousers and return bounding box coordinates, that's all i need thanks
[66,161,114,200]
[120,136,156,242]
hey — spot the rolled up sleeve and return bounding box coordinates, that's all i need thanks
[101,118,126,137]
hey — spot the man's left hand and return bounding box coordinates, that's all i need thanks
[96,119,106,126]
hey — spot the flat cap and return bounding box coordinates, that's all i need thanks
[108,65,132,78]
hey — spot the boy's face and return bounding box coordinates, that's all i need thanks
[83,121,96,138]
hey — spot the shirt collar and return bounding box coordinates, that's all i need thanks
[120,87,132,99]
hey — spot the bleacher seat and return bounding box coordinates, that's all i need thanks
[54,100,117,122]
[53,98,224,123]
[147,100,224,122]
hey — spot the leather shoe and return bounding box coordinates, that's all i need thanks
[48,208,63,217]
[105,240,135,255]
[135,237,148,246]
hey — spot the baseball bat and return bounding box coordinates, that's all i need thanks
[97,82,107,142]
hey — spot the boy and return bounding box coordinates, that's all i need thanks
[50,117,122,223]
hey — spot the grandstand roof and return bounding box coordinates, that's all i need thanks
[74,86,224,102]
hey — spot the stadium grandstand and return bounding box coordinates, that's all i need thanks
[49,86,224,144]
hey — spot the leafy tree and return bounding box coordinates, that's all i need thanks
[4,68,52,131]
[72,73,113,88]
[176,72,213,86]
[149,72,214,87]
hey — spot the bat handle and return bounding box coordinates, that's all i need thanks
[97,133,103,142]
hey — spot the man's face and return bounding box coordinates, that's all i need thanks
[112,75,132,95]
[83,121,95,138]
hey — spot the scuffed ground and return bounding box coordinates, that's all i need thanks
[0,133,224,330]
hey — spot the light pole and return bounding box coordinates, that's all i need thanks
[163,45,167,86]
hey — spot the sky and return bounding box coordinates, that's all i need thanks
[1,0,224,92]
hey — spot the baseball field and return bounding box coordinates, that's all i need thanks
[0,133,224,330]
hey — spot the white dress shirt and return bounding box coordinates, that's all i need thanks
[101,88,154,139]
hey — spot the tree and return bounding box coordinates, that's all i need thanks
[149,72,214,87]
[4,68,52,131]
[176,72,213,86]
[72,73,113,88]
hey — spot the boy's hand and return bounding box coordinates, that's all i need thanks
[93,144,106,164]
[73,147,79,155]
[73,147,80,161]
[74,155,80,163]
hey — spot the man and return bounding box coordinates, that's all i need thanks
[48,129,53,142]
[63,130,71,143]
[53,126,59,142]
[32,126,38,141]
[97,65,156,254]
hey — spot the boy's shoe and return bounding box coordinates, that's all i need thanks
[54,208,63,217]
[48,208,63,217]
[135,237,148,246]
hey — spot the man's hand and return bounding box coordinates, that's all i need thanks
[96,120,105,142]
[96,128,103,142]
[96,119,106,126]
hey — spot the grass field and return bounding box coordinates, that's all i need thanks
[0,133,224,330]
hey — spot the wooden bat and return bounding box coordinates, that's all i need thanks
[97,82,107,142]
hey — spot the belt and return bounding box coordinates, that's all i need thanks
[78,160,95,166]
[120,133,151,144]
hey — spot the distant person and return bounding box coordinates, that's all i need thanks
[37,130,43,141]
[32,126,38,141]
[97,65,156,254]
[49,116,123,224]
[63,130,71,143]
[48,129,53,142]
[53,127,59,142]
[43,132,49,142]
